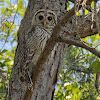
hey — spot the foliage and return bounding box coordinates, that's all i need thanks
[54,45,100,100]
[54,2,100,99]
[0,0,27,99]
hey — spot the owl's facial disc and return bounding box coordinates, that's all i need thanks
[33,9,57,28]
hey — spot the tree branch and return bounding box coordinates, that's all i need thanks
[69,66,93,74]
[69,0,98,4]
[95,73,100,92]
[57,36,100,58]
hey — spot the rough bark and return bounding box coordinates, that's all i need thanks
[5,0,100,100]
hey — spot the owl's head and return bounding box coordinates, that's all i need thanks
[32,9,57,28]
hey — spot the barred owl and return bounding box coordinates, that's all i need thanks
[21,9,57,86]
[32,9,57,28]
[26,9,57,66]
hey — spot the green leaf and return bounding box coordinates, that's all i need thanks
[85,10,89,15]
[90,35,97,42]
[1,49,8,54]
[12,31,17,36]
[90,60,100,73]
[94,34,100,40]
[4,58,11,63]
[0,62,3,67]
[18,7,26,17]
[0,83,3,88]
[5,0,11,5]
[18,0,23,9]
[91,1,94,8]
[1,7,5,14]
[76,12,80,16]
[11,38,17,44]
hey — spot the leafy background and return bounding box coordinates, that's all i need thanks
[0,0,100,100]
[0,0,26,99]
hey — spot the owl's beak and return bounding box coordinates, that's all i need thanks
[44,21,46,27]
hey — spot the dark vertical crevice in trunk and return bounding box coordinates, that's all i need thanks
[51,89,55,100]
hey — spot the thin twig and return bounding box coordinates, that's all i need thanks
[0,3,18,53]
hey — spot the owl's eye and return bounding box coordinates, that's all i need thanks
[39,15,43,20]
[47,16,52,21]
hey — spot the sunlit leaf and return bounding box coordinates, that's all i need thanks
[18,0,23,9]
[76,12,80,16]
[5,0,11,5]
[85,10,89,15]
[1,7,5,14]
[91,1,94,8]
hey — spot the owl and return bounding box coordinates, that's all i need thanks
[32,9,57,28]
[21,9,57,87]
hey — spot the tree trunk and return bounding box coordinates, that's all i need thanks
[5,0,68,100]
